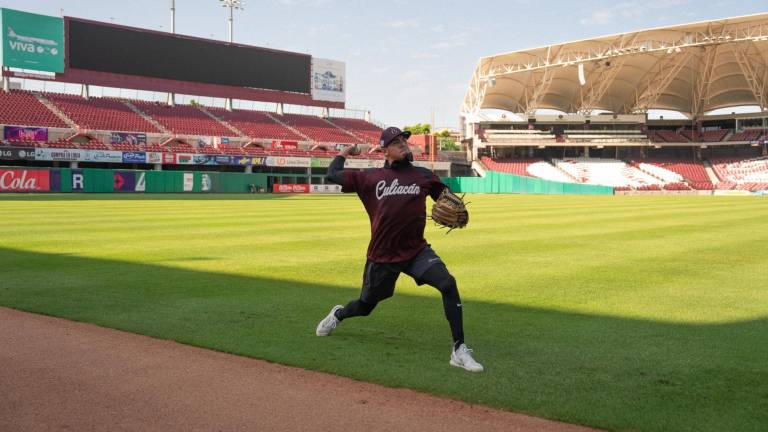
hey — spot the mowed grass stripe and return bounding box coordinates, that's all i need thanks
[1,193,766,432]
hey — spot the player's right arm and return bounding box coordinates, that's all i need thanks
[325,145,365,192]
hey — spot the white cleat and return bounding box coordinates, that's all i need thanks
[450,344,484,372]
[316,305,343,336]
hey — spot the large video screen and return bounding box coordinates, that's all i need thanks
[67,19,310,93]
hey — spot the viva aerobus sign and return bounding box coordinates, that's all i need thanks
[1,8,64,73]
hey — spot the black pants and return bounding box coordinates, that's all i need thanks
[336,246,465,348]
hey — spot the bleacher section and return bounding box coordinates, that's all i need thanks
[480,156,541,176]
[526,161,575,183]
[728,129,763,142]
[563,130,649,144]
[279,113,360,144]
[0,90,68,128]
[642,159,713,190]
[46,94,161,133]
[653,130,689,143]
[553,158,663,188]
[208,108,304,141]
[710,157,768,191]
[131,101,233,136]
[482,129,557,145]
[327,117,383,145]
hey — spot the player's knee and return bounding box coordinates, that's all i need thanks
[437,274,457,295]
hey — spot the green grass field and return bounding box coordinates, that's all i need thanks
[1,193,767,431]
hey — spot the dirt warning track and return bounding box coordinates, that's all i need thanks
[0,307,599,432]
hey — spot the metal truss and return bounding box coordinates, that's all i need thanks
[482,21,768,79]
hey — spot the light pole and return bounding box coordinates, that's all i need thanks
[170,0,176,34]
[219,0,246,43]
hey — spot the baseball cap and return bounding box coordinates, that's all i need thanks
[379,127,411,148]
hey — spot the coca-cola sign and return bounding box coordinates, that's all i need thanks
[0,169,50,192]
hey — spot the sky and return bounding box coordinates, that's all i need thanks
[2,0,766,129]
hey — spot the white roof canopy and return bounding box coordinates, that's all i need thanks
[462,13,768,118]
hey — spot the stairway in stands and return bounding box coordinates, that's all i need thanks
[264,112,311,141]
[320,117,363,142]
[122,101,171,135]
[196,105,248,139]
[33,93,77,129]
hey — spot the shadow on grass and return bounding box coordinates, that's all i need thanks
[1,247,766,432]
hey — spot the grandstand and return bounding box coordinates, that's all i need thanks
[0,6,462,195]
[460,13,768,193]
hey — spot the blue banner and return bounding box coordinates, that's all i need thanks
[193,155,219,165]
[122,151,146,164]
[113,171,136,192]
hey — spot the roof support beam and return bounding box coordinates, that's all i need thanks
[576,55,629,114]
[691,44,719,119]
[632,49,695,112]
[732,41,767,110]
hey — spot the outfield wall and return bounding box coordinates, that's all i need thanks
[442,170,614,195]
[0,167,269,193]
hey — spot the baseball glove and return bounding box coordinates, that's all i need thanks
[430,188,469,233]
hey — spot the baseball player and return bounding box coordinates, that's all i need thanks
[315,127,483,372]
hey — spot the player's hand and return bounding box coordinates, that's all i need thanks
[341,144,361,157]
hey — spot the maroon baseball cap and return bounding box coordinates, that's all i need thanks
[379,127,411,148]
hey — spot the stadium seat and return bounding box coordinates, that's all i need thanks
[132,101,233,136]
[46,93,161,133]
[0,90,69,128]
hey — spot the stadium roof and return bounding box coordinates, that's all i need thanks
[462,13,768,118]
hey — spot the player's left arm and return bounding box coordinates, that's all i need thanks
[416,166,447,201]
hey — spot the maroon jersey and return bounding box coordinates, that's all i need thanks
[328,157,446,263]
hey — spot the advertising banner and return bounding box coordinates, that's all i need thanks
[183,172,194,192]
[213,155,234,165]
[0,147,35,160]
[344,158,383,169]
[71,169,84,192]
[266,156,311,168]
[201,173,213,192]
[122,151,147,164]
[162,153,176,164]
[34,148,87,161]
[113,171,136,192]
[272,140,298,150]
[110,132,146,145]
[311,157,332,168]
[135,172,146,192]
[4,126,48,141]
[309,184,342,194]
[176,153,195,165]
[311,58,345,103]
[89,150,123,163]
[0,168,50,192]
[273,183,310,194]
[147,152,163,164]
[250,156,266,166]
[193,154,219,165]
[1,8,64,73]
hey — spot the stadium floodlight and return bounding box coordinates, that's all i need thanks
[220,0,246,43]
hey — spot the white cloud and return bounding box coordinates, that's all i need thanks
[280,0,334,5]
[306,24,336,37]
[580,9,614,26]
[430,25,445,33]
[410,52,440,59]
[430,40,467,49]
[580,0,690,26]
[382,19,419,28]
